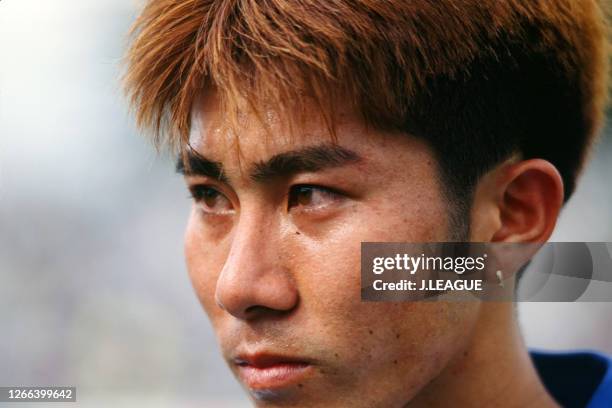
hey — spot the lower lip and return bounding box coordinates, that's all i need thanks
[237,363,312,390]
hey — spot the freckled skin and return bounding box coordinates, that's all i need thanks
[183,97,556,407]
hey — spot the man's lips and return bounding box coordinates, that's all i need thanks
[234,353,313,390]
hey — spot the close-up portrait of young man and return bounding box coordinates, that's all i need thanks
[5,0,612,406]
[121,0,612,407]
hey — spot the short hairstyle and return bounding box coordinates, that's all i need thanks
[124,0,610,207]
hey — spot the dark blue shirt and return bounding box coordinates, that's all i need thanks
[531,350,612,408]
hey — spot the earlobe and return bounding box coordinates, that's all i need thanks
[491,159,564,243]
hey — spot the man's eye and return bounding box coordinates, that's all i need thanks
[189,186,233,214]
[288,185,342,211]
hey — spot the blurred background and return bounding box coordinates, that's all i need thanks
[0,0,611,407]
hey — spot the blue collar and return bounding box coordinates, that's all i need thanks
[530,350,612,407]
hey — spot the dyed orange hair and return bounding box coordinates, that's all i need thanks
[124,0,610,200]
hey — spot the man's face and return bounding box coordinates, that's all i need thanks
[183,98,480,407]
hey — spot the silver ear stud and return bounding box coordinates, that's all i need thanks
[496,270,504,287]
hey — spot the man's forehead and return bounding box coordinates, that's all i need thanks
[185,116,365,184]
[189,107,293,154]
[187,98,371,165]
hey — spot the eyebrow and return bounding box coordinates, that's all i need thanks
[250,144,362,182]
[176,143,362,183]
[175,149,228,182]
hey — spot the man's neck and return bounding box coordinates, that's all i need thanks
[408,302,559,408]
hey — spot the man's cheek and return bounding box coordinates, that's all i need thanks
[293,249,362,320]
[339,303,474,388]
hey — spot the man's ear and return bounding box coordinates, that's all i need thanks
[470,158,564,243]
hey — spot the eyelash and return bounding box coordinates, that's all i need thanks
[187,184,344,213]
[188,185,217,202]
[188,185,233,214]
[287,184,343,211]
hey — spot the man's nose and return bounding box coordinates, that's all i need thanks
[214,215,299,320]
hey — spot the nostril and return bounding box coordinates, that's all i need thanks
[244,305,276,319]
[243,304,297,320]
[245,305,262,315]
